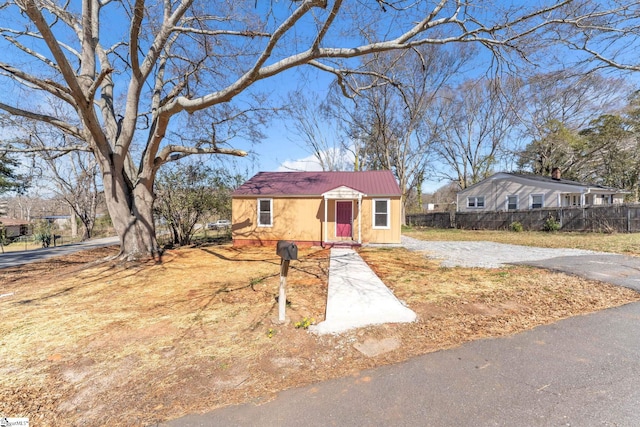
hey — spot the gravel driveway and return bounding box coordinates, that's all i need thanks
[401,235,602,268]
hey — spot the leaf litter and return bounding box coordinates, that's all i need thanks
[1,243,638,426]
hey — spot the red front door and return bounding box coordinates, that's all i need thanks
[336,201,352,237]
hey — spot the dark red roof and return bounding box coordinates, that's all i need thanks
[233,171,401,197]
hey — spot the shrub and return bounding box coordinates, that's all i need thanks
[510,221,523,232]
[543,216,561,232]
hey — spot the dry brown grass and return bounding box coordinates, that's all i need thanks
[1,241,639,426]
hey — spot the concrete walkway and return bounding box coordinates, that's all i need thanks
[310,248,416,335]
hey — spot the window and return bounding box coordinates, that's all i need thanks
[531,194,544,209]
[507,195,518,210]
[257,198,272,227]
[467,196,485,209]
[373,199,390,228]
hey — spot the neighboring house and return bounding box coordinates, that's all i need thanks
[0,217,32,240]
[232,171,402,246]
[44,215,72,229]
[457,170,628,212]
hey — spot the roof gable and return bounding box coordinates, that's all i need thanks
[233,171,401,197]
[322,185,365,198]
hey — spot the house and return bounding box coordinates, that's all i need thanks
[457,170,628,212]
[44,215,72,229]
[231,171,402,246]
[0,217,32,240]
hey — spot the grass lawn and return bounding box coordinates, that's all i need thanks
[1,232,639,426]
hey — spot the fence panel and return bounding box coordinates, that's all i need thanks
[406,212,453,228]
[406,204,640,233]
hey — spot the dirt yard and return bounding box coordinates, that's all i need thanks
[1,242,639,426]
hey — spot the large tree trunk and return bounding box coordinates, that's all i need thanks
[101,164,159,260]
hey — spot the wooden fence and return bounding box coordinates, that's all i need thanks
[407,204,640,233]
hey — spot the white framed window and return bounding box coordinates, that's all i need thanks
[372,199,390,229]
[257,198,272,227]
[507,195,518,210]
[467,196,485,209]
[531,194,544,209]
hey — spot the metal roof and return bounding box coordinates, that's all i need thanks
[459,172,628,194]
[0,217,30,226]
[505,173,625,191]
[232,171,402,197]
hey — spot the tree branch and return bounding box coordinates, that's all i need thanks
[154,144,247,167]
[0,102,82,138]
[0,62,75,104]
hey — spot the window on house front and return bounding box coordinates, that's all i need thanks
[373,199,390,228]
[257,198,272,227]
[467,196,485,209]
[531,194,544,209]
[507,195,518,210]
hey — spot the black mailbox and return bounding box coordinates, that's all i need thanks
[276,240,298,261]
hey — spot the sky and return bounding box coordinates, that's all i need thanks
[2,1,640,196]
[224,64,454,193]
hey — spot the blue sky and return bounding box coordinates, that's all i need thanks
[3,1,640,195]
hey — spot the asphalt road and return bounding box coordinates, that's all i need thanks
[516,254,640,292]
[0,236,119,269]
[163,301,640,426]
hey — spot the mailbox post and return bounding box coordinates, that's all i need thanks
[276,241,298,322]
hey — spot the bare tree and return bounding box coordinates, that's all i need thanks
[286,91,351,171]
[430,77,520,189]
[515,71,630,171]
[46,151,101,240]
[12,120,102,239]
[326,44,474,221]
[0,0,638,259]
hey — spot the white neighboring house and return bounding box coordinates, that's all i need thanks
[457,170,628,212]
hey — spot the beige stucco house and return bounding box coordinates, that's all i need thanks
[232,171,402,247]
[457,171,628,212]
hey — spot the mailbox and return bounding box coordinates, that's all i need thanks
[276,240,298,261]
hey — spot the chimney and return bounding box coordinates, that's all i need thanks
[551,167,561,180]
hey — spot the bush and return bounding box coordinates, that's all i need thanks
[510,221,523,232]
[543,216,561,232]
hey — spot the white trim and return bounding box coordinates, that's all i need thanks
[506,195,518,210]
[530,193,544,209]
[372,198,390,229]
[357,195,362,244]
[467,195,485,209]
[257,198,273,227]
[323,196,328,245]
[335,200,353,238]
[322,185,366,199]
